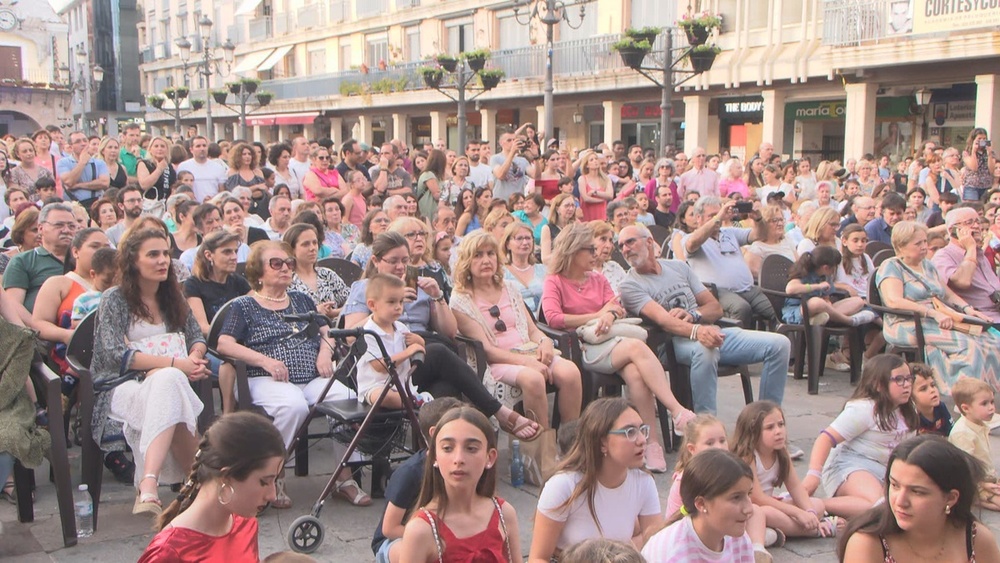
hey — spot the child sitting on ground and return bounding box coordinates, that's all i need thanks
[356,273,428,408]
[371,397,462,563]
[948,377,1000,511]
[70,246,117,325]
[910,363,952,436]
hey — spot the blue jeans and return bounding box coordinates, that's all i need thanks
[672,327,790,414]
[0,452,12,488]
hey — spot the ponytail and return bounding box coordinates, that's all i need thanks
[789,245,841,280]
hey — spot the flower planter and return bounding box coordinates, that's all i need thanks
[149,97,164,109]
[213,92,229,104]
[422,73,443,89]
[685,25,711,46]
[626,31,659,46]
[689,50,717,73]
[436,58,458,72]
[618,47,649,70]
[480,74,501,90]
[164,90,176,100]
[256,93,273,106]
[190,99,204,111]
[228,82,242,94]
[175,87,190,99]
[466,56,486,73]
[241,81,259,94]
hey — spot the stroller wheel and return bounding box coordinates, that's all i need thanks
[288,515,324,553]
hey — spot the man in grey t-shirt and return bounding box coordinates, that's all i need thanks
[490,132,532,200]
[617,224,789,414]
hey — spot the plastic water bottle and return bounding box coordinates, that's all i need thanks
[75,484,93,538]
[510,440,525,487]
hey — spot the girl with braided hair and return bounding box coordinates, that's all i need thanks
[139,412,286,562]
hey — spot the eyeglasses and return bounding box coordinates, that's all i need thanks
[268,257,297,270]
[380,257,409,267]
[316,156,330,161]
[617,236,646,251]
[608,424,650,442]
[512,235,533,243]
[403,231,427,240]
[44,221,78,231]
[581,245,598,255]
[889,375,915,387]
[488,304,507,333]
[371,217,391,225]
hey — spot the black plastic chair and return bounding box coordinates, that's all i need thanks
[868,272,926,362]
[871,248,895,268]
[317,258,363,286]
[865,241,892,257]
[647,224,671,247]
[65,311,105,531]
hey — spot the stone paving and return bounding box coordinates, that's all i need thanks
[2,369,999,562]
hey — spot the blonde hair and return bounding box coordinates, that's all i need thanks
[890,220,929,254]
[802,207,840,242]
[548,222,593,276]
[548,193,577,226]
[482,207,513,233]
[591,220,614,241]
[674,414,726,472]
[498,221,536,265]
[452,230,504,293]
[387,216,432,263]
[952,378,993,415]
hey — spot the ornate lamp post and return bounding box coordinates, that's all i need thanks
[59,49,105,135]
[421,51,504,152]
[211,78,273,140]
[511,0,592,142]
[174,15,235,136]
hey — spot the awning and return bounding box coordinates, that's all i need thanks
[246,112,321,127]
[257,45,293,72]
[235,0,264,16]
[232,49,274,74]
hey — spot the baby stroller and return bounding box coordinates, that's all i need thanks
[282,313,424,554]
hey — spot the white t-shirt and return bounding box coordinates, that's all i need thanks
[356,316,415,402]
[642,516,755,563]
[178,158,227,202]
[537,468,660,550]
[829,399,913,466]
[180,242,249,270]
[835,254,875,298]
[288,157,311,193]
[468,162,493,189]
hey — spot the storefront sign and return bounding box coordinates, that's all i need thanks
[913,0,1000,34]
[719,96,764,122]
[931,100,976,126]
[786,100,846,121]
[621,104,663,119]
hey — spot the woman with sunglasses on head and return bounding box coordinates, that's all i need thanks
[342,232,541,441]
[301,146,345,202]
[541,223,694,473]
[216,240,368,509]
[389,216,452,303]
[529,398,662,562]
[501,222,547,313]
[451,230,582,431]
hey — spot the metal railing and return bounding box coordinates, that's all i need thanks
[328,0,347,23]
[249,16,273,41]
[821,0,892,46]
[261,33,639,100]
[297,3,323,30]
[356,0,388,19]
[141,46,154,64]
[274,11,297,36]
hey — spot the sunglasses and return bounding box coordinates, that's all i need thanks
[316,156,330,161]
[581,245,598,255]
[268,257,297,270]
[488,304,507,333]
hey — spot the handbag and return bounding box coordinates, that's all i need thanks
[97,332,189,392]
[514,409,558,487]
[576,317,648,344]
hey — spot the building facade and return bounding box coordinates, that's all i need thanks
[138,0,1000,162]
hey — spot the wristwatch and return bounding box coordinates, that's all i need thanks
[430,294,446,303]
[691,309,702,323]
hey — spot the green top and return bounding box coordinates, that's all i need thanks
[1,246,66,312]
[119,146,148,176]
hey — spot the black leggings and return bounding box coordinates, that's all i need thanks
[411,343,502,417]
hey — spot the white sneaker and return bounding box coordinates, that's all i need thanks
[788,445,805,460]
[851,310,878,326]
[809,312,830,326]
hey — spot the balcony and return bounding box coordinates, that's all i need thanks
[261,33,638,101]
[356,0,387,19]
[328,0,346,22]
[274,11,296,35]
[249,16,272,42]
[297,3,322,30]
[141,46,154,64]
[821,0,894,46]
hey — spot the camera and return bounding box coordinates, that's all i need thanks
[735,201,754,214]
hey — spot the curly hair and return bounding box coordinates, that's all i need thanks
[117,228,189,331]
[228,142,257,171]
[453,230,505,294]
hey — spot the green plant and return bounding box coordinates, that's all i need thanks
[190,98,204,110]
[690,44,722,54]
[478,69,505,79]
[147,95,165,108]
[612,38,652,52]
[256,91,273,105]
[339,81,364,96]
[163,87,177,99]
[626,26,662,37]
[677,11,723,30]
[462,49,490,60]
[419,67,444,78]
[175,86,190,98]
[240,77,262,85]
[435,54,458,62]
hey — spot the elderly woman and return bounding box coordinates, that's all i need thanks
[341,170,368,229]
[876,221,1000,394]
[644,158,678,213]
[343,232,540,440]
[450,231,582,428]
[321,196,359,258]
[350,209,391,270]
[230,186,264,228]
[0,206,39,279]
[89,197,121,232]
[91,228,208,515]
[592,221,627,294]
[8,138,54,199]
[483,207,515,242]
[217,240,367,508]
[796,206,842,255]
[284,223,349,318]
[746,204,798,278]
[137,137,177,201]
[540,222,695,472]
[302,146,343,202]
[501,221,547,313]
[539,193,577,264]
[719,158,750,199]
[512,193,548,245]
[388,216,452,303]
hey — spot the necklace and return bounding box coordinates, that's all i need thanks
[254,290,289,303]
[510,262,532,273]
[566,274,587,293]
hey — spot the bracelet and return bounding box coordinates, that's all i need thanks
[690,324,700,340]
[430,294,445,302]
[806,508,818,515]
[807,469,823,479]
[820,429,839,445]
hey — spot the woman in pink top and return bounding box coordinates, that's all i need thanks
[718,158,750,199]
[301,146,343,201]
[451,230,582,429]
[540,222,694,474]
[32,130,63,198]
[578,151,613,222]
[341,169,368,227]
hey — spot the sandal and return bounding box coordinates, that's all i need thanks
[1,480,15,504]
[271,478,292,509]
[672,409,696,437]
[498,411,540,441]
[133,474,162,515]
[334,478,372,507]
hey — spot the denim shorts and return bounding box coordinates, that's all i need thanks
[375,538,400,563]
[821,446,887,497]
[206,352,223,380]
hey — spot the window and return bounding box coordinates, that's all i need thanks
[497,11,530,49]
[366,34,388,66]
[405,26,420,61]
[630,0,674,28]
[309,46,326,74]
[340,42,352,71]
[445,19,473,53]
[0,46,22,81]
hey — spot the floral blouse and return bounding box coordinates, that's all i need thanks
[288,267,350,307]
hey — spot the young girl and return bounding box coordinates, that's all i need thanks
[835,224,886,359]
[910,363,952,436]
[530,398,662,562]
[399,406,522,562]
[731,401,837,539]
[783,245,875,327]
[641,449,756,562]
[665,415,729,517]
[633,192,655,226]
[431,231,453,280]
[802,354,919,519]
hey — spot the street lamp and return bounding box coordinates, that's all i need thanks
[512,0,592,142]
[211,78,273,140]
[175,15,235,136]
[421,51,504,152]
[59,49,105,135]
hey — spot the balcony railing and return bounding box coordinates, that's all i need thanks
[261,33,658,101]
[328,0,347,23]
[274,11,296,36]
[356,0,388,19]
[297,3,322,30]
[141,46,154,64]
[822,0,893,46]
[249,16,272,42]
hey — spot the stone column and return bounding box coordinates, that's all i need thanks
[602,100,622,149]
[762,89,786,156]
[535,105,547,142]
[329,117,344,146]
[392,113,409,144]
[358,115,373,145]
[844,82,876,161]
[430,111,445,146]
[975,74,1000,140]
[682,94,710,156]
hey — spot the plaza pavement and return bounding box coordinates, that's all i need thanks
[2,368,999,562]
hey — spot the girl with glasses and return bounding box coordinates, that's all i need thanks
[530,398,662,561]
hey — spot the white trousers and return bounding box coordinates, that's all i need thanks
[244,376,354,449]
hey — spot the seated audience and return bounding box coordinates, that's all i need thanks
[931,207,1000,322]
[500,221,546,312]
[284,223,349,318]
[350,209,391,270]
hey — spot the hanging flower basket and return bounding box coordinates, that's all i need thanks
[463,49,490,73]
[190,98,204,111]
[147,95,165,109]
[212,90,229,104]
[175,86,190,99]
[612,38,651,70]
[625,27,661,47]
[478,69,504,90]
[163,88,177,100]
[435,55,458,73]
[420,67,444,88]
[688,46,721,74]
[240,78,261,94]
[685,25,711,46]
[227,82,242,94]
[256,91,273,106]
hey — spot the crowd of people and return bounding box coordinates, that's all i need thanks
[0,121,999,562]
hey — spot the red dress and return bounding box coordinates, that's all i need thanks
[138,514,260,563]
[415,497,510,563]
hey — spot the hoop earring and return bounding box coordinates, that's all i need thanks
[218,482,235,505]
